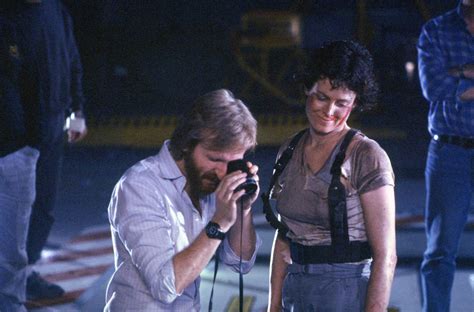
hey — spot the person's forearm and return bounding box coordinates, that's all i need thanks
[418,33,457,101]
[227,208,256,260]
[172,232,221,293]
[460,87,474,101]
[365,253,397,312]
[448,63,474,80]
[268,259,286,312]
[268,234,289,312]
[359,185,396,311]
[463,64,474,80]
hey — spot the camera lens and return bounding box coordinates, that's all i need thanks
[235,177,257,196]
[227,159,257,196]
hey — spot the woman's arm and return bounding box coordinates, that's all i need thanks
[361,185,397,312]
[268,232,291,312]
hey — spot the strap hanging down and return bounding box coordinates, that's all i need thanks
[261,129,307,236]
[327,129,358,259]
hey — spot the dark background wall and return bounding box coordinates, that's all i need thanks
[64,0,457,118]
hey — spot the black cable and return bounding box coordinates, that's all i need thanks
[208,251,219,312]
[208,198,245,312]
[239,198,244,312]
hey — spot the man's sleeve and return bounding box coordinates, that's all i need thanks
[417,21,458,102]
[109,175,182,304]
[218,233,262,274]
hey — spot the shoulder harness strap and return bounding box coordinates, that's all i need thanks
[261,128,307,236]
[327,129,358,259]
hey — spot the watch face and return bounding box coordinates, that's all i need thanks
[208,226,218,236]
[206,222,224,240]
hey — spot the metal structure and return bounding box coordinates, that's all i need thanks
[230,0,437,111]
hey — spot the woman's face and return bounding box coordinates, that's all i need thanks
[305,78,356,135]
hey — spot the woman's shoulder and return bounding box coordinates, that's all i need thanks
[351,132,388,158]
[276,128,308,158]
[349,132,393,172]
[348,132,395,192]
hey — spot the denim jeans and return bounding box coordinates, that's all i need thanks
[421,139,474,312]
[0,147,39,312]
[282,262,370,312]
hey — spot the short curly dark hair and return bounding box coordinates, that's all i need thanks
[302,40,379,111]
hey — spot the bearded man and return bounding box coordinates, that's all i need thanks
[104,89,261,311]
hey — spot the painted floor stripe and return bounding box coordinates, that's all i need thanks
[61,238,112,251]
[71,230,111,243]
[34,253,114,275]
[395,214,424,227]
[54,274,103,293]
[79,224,111,235]
[27,275,102,308]
[26,290,83,309]
[27,225,114,309]
[226,296,255,312]
[42,264,112,282]
[38,246,114,263]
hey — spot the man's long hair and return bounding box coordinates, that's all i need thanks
[169,89,257,160]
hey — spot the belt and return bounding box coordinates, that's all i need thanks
[290,241,372,264]
[433,134,474,149]
[287,262,369,277]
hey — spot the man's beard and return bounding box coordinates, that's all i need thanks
[184,153,220,196]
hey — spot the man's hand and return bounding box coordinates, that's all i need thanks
[212,171,247,232]
[65,110,87,143]
[212,161,259,232]
[239,161,260,209]
[68,127,87,143]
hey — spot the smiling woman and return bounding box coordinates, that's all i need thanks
[304,79,356,135]
[266,40,397,312]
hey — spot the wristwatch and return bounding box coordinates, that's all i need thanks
[205,221,226,240]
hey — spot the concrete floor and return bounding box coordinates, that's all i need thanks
[28,143,474,311]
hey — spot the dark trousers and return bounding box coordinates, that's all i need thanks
[282,263,370,312]
[27,114,64,264]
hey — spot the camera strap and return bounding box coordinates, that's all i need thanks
[208,199,245,312]
[208,250,219,312]
[238,199,244,312]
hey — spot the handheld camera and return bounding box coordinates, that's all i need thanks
[226,159,257,196]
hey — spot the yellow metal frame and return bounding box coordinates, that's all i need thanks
[78,114,406,148]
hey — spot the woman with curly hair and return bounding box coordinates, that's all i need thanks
[266,40,397,312]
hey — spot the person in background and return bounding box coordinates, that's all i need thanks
[417,0,474,311]
[1,0,88,301]
[0,3,39,310]
[105,89,261,311]
[267,40,397,312]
